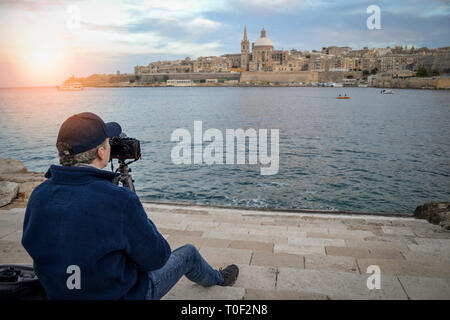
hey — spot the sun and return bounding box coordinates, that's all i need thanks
[31,48,59,70]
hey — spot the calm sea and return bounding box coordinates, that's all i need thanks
[0,87,449,214]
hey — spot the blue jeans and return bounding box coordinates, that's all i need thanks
[145,244,223,300]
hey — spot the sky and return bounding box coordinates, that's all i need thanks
[0,0,449,87]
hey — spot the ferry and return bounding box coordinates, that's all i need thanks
[57,83,84,91]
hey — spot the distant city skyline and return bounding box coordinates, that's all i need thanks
[0,0,449,87]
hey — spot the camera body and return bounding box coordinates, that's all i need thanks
[109,133,141,160]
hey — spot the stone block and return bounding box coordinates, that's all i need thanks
[367,248,404,259]
[202,230,251,241]
[401,251,450,265]
[229,240,273,252]
[289,237,346,247]
[158,228,203,238]
[398,276,450,300]
[199,247,252,268]
[244,288,328,300]
[305,255,359,274]
[356,258,450,278]
[277,268,407,299]
[168,236,231,251]
[162,278,245,300]
[251,251,304,268]
[325,246,371,258]
[0,223,17,239]
[1,231,22,242]
[186,221,220,231]
[381,226,415,236]
[274,244,325,256]
[307,231,373,240]
[346,239,408,251]
[233,264,277,291]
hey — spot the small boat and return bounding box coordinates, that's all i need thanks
[336,94,350,99]
[57,82,84,91]
[380,89,394,94]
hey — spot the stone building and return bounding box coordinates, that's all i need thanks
[235,26,306,72]
[192,56,231,73]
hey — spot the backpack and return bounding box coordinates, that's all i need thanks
[0,265,47,300]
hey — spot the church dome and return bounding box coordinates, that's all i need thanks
[253,27,274,47]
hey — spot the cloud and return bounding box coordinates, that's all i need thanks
[0,0,80,11]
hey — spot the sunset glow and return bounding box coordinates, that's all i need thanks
[0,0,449,87]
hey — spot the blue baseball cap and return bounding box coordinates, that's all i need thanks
[57,112,122,155]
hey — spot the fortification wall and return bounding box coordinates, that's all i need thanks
[136,73,240,82]
[240,71,318,83]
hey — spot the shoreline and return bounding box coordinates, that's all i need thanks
[141,200,413,218]
[2,84,449,90]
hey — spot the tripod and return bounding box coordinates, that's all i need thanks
[112,159,137,192]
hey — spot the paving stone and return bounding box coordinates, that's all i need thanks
[152,221,189,231]
[233,264,277,291]
[277,268,407,299]
[401,251,450,265]
[162,278,245,300]
[186,221,220,231]
[158,228,203,238]
[202,230,250,241]
[407,243,450,258]
[368,248,404,259]
[274,244,325,256]
[414,238,450,251]
[249,228,294,239]
[241,231,288,244]
[288,226,328,234]
[0,223,17,239]
[305,255,359,274]
[398,276,450,300]
[166,235,204,250]
[229,240,273,252]
[0,241,31,263]
[412,227,450,239]
[357,258,450,278]
[246,224,288,232]
[1,231,22,242]
[307,231,373,240]
[325,246,371,258]
[216,223,256,234]
[199,247,252,268]
[251,252,304,268]
[289,237,346,247]
[381,226,415,236]
[244,288,328,300]
[346,239,408,251]
[212,215,245,224]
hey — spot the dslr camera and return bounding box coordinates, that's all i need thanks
[109,133,141,160]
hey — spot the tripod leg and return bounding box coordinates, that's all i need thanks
[122,176,136,192]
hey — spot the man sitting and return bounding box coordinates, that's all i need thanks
[21,112,238,300]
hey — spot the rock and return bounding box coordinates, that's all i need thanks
[414,202,450,230]
[0,158,27,174]
[0,181,20,207]
[0,172,45,183]
[18,181,44,202]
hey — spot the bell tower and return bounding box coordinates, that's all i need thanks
[240,25,250,70]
